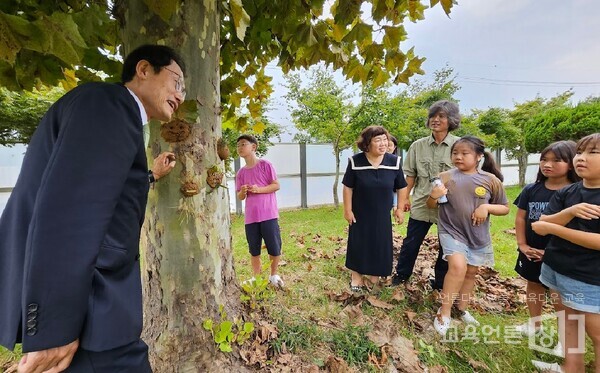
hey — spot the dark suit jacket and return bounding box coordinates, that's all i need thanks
[0,83,149,353]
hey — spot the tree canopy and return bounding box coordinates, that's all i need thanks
[1,0,454,135]
[0,86,64,145]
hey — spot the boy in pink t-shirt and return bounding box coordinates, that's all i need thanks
[235,135,283,287]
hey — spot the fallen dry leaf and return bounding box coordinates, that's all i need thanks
[404,311,417,323]
[325,355,351,373]
[366,296,394,310]
[468,358,489,371]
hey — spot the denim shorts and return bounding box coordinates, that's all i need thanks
[439,233,495,267]
[540,264,600,314]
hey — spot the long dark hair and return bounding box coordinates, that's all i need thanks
[452,136,504,181]
[536,140,580,183]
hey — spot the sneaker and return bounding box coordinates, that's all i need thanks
[269,274,284,288]
[428,278,443,291]
[531,360,563,372]
[551,341,564,358]
[433,308,451,336]
[515,322,542,337]
[391,275,408,286]
[459,310,480,326]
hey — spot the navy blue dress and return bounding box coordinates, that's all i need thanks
[342,153,407,276]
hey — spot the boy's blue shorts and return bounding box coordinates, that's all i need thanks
[245,218,282,257]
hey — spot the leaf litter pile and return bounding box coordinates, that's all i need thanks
[235,233,528,372]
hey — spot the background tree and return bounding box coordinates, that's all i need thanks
[524,98,600,152]
[285,68,356,208]
[488,91,573,186]
[1,0,454,370]
[0,87,64,145]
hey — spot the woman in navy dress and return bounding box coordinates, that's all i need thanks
[342,126,408,291]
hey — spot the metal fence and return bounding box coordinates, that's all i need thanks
[1,143,543,216]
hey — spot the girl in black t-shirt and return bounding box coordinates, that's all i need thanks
[532,133,600,373]
[514,141,578,339]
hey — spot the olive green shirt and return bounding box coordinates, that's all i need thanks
[403,133,459,223]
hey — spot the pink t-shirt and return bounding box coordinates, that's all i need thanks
[235,159,279,224]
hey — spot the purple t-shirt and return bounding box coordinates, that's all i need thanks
[235,159,279,224]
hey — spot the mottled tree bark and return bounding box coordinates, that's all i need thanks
[116,1,244,370]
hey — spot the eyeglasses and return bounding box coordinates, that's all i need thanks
[163,66,186,100]
[237,142,252,148]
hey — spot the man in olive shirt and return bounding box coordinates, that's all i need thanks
[393,100,460,289]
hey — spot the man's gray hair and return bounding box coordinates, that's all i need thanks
[426,100,460,131]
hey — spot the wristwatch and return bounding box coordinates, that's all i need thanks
[148,170,156,183]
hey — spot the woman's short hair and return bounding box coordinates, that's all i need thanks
[426,100,461,131]
[356,126,390,152]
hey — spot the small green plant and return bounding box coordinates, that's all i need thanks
[329,324,380,366]
[240,275,274,309]
[203,305,255,352]
[417,339,438,362]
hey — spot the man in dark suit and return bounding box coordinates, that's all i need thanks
[0,45,186,372]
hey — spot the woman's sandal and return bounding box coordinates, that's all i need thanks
[349,283,366,293]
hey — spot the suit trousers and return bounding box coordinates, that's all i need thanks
[394,217,448,289]
[66,339,151,372]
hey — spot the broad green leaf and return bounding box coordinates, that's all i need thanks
[0,12,25,64]
[252,120,266,133]
[219,342,233,352]
[382,26,406,50]
[202,319,213,331]
[332,0,362,25]
[331,23,347,43]
[371,65,389,88]
[248,101,261,119]
[33,13,86,65]
[342,21,372,46]
[407,55,426,75]
[142,0,179,22]
[243,322,255,333]
[440,0,454,16]
[407,0,426,22]
[60,69,78,91]
[230,0,250,41]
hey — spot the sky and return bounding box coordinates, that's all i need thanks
[265,0,600,141]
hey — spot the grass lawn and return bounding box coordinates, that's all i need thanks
[231,185,595,372]
[2,185,595,371]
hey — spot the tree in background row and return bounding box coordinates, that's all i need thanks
[525,97,600,153]
[0,0,455,370]
[0,87,64,145]
[285,68,356,208]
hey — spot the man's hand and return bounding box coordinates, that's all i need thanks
[151,152,176,181]
[18,339,79,373]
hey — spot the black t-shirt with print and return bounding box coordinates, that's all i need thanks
[514,182,556,250]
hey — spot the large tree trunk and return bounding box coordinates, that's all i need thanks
[117,1,244,371]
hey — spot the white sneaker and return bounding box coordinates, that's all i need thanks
[551,341,564,358]
[531,359,563,372]
[460,310,480,326]
[515,322,542,337]
[434,308,451,336]
[269,274,284,288]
